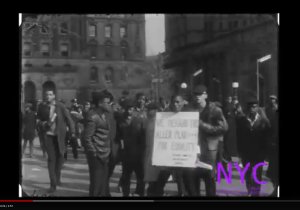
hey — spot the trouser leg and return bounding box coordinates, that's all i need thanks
[250,160,263,196]
[70,136,78,159]
[204,150,217,196]
[134,161,145,196]
[29,139,34,157]
[53,136,63,184]
[122,160,134,196]
[182,168,199,196]
[86,153,95,196]
[174,169,186,196]
[45,135,57,188]
[155,169,171,196]
[88,154,108,197]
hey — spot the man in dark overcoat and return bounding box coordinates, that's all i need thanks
[37,89,75,193]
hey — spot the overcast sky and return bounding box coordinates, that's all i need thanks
[145,14,165,56]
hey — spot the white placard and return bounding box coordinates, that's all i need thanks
[152,112,199,168]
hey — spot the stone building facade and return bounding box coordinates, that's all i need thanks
[21,14,153,108]
[164,14,278,107]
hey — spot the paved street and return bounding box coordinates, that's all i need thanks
[21,137,274,197]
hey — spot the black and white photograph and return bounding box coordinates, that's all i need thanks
[20,13,278,198]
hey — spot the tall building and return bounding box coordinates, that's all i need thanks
[164,14,278,107]
[21,14,153,108]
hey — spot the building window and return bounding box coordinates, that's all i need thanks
[60,22,68,34]
[243,19,247,26]
[120,26,127,38]
[89,24,96,37]
[60,43,69,57]
[105,67,113,84]
[120,40,129,60]
[90,66,98,83]
[41,43,50,56]
[23,42,31,56]
[105,25,112,38]
[40,25,50,34]
[104,41,113,58]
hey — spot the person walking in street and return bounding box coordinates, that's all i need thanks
[36,100,47,158]
[236,96,270,197]
[183,85,228,196]
[36,89,75,194]
[82,91,116,197]
[265,95,279,197]
[22,103,36,158]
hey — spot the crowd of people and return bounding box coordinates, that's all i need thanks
[21,85,278,197]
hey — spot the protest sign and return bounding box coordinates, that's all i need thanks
[152,112,199,168]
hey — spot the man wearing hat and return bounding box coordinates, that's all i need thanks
[119,98,146,196]
[265,95,278,196]
[236,96,270,196]
[183,84,228,196]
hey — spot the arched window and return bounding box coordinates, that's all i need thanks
[105,67,114,84]
[120,40,129,60]
[90,66,98,83]
[104,40,113,58]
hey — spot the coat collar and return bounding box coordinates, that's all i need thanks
[247,113,259,127]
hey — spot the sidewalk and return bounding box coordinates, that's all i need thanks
[21,137,274,197]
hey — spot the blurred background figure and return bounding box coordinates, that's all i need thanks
[22,103,36,158]
[36,99,47,158]
[222,96,238,164]
[158,97,170,111]
[265,95,278,197]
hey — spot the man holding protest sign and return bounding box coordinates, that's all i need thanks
[152,94,189,196]
[183,85,228,196]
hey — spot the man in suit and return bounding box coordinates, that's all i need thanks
[119,99,146,197]
[37,89,75,193]
[83,91,116,197]
[265,95,279,197]
[236,97,270,196]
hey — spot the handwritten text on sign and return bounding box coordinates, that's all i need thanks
[152,112,199,168]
